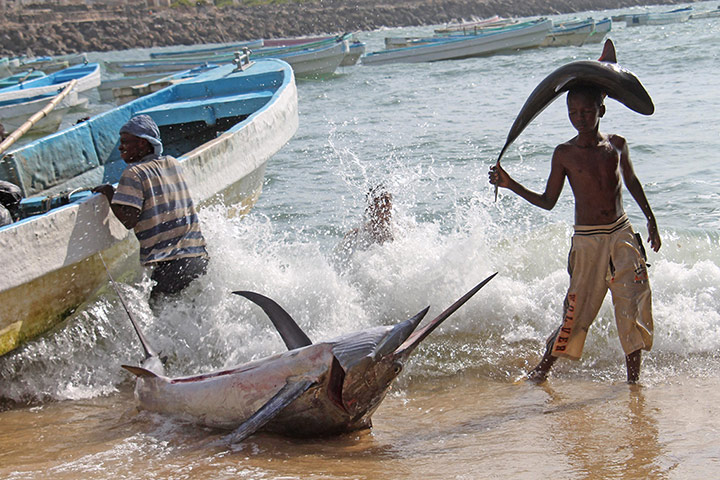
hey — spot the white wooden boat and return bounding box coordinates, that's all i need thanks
[625,7,693,26]
[540,18,595,47]
[362,19,552,66]
[0,58,299,357]
[106,35,351,78]
[585,18,612,44]
[385,19,534,49]
[0,63,100,134]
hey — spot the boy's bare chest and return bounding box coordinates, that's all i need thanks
[564,145,621,190]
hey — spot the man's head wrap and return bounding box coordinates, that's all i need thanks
[119,115,163,155]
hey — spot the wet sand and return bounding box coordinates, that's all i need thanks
[2,373,718,478]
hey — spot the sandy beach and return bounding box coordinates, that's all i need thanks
[0,0,697,56]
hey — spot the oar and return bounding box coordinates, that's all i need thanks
[98,253,158,360]
[0,78,77,156]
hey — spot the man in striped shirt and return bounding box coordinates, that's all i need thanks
[94,115,209,304]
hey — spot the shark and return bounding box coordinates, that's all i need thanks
[121,272,496,443]
[494,38,655,200]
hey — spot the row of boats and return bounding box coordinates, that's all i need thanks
[0,4,717,357]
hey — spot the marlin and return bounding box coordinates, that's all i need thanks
[121,273,496,443]
[494,38,655,200]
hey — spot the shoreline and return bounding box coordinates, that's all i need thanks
[0,0,696,57]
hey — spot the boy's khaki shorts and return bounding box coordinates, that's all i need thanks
[549,214,653,360]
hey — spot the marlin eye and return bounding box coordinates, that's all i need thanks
[393,363,402,374]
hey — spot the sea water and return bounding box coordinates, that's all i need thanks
[1,3,720,478]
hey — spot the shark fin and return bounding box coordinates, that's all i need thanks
[598,38,617,63]
[122,365,159,378]
[233,291,313,350]
[226,378,316,444]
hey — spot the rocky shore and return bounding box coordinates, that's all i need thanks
[0,0,697,56]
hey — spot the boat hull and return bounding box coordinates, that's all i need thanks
[0,60,299,356]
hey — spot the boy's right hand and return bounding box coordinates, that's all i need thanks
[488,164,509,189]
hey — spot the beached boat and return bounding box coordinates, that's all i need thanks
[106,34,351,78]
[0,63,101,134]
[585,18,612,44]
[625,7,693,26]
[363,19,552,66]
[0,58,299,357]
[540,18,595,47]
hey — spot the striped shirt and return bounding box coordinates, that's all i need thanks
[113,153,207,265]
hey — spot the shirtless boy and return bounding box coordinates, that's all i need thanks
[489,85,661,384]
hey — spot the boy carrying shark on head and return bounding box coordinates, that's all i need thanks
[488,42,661,384]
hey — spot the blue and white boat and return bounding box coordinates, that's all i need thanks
[625,7,693,26]
[0,70,47,89]
[0,63,101,134]
[0,58,299,357]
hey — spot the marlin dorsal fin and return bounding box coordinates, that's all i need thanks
[599,38,617,63]
[233,291,313,350]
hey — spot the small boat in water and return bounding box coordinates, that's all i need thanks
[363,19,552,65]
[0,63,101,134]
[585,18,612,44]
[540,18,595,47]
[0,63,100,104]
[339,40,366,66]
[0,58,299,357]
[689,6,720,19]
[625,7,693,26]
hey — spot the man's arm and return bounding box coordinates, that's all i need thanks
[616,137,661,252]
[489,147,566,211]
[92,184,141,230]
